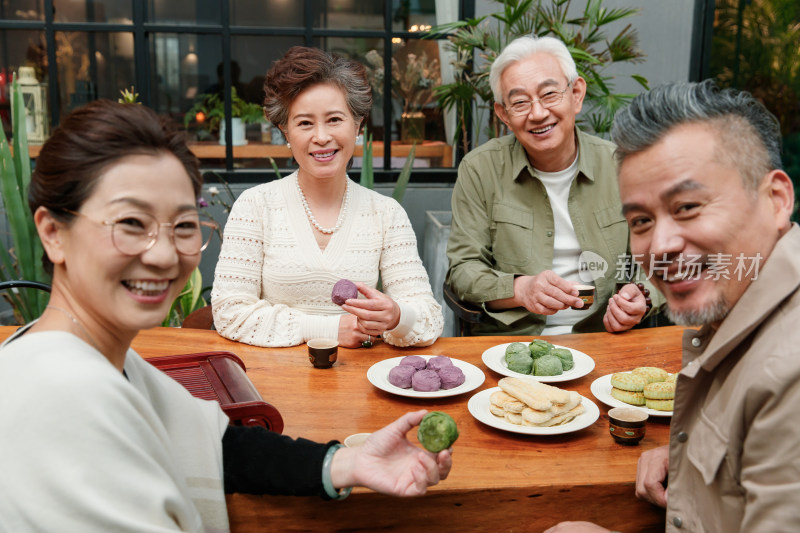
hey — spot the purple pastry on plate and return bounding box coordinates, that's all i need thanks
[399,355,427,371]
[412,369,441,392]
[426,355,454,373]
[438,366,465,389]
[387,365,416,389]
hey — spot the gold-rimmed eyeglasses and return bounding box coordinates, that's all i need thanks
[504,83,572,117]
[62,209,218,256]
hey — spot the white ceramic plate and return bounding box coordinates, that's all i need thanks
[481,342,595,382]
[367,355,485,398]
[590,373,673,417]
[467,387,600,435]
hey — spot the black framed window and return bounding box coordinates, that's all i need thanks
[0,0,469,183]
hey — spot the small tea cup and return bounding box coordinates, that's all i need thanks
[344,433,371,448]
[307,338,338,369]
[571,284,596,310]
[608,407,648,445]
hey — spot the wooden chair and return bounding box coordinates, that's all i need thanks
[182,305,215,330]
[442,282,484,337]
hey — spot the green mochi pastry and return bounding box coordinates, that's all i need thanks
[533,354,564,376]
[550,348,574,371]
[417,411,459,452]
[505,342,533,374]
[529,339,554,359]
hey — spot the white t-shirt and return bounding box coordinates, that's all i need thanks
[535,156,593,335]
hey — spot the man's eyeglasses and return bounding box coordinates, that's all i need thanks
[63,209,218,256]
[504,83,572,117]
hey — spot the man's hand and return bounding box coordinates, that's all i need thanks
[635,444,670,507]
[603,283,647,332]
[488,271,582,314]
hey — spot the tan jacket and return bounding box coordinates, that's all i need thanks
[668,224,800,532]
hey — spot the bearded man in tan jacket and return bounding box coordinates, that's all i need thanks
[547,81,799,533]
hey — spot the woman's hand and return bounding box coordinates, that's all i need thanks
[340,283,401,337]
[337,314,369,348]
[330,410,452,497]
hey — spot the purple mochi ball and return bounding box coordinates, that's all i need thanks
[331,279,358,306]
[438,366,466,389]
[426,355,454,373]
[399,355,427,371]
[388,365,416,389]
[412,369,441,392]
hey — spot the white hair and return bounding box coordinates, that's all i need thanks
[490,36,579,105]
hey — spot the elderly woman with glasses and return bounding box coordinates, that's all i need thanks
[211,46,443,349]
[0,100,451,532]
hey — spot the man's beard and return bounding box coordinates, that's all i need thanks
[665,298,730,327]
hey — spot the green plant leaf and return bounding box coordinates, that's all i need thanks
[392,143,416,203]
[359,128,374,190]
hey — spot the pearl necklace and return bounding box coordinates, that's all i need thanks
[297,176,350,234]
[46,305,102,353]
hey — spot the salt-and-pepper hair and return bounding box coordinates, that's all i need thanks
[489,35,579,105]
[612,80,783,190]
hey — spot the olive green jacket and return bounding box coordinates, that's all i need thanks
[445,129,662,335]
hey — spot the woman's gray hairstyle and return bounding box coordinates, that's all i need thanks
[490,36,579,105]
[264,46,372,129]
[612,80,783,189]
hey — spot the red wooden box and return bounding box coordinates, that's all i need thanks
[148,351,283,433]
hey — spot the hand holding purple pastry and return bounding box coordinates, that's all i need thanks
[339,282,401,339]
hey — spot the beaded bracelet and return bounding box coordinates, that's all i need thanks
[321,443,353,500]
[635,282,653,315]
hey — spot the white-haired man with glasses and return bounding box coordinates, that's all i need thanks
[446,35,659,336]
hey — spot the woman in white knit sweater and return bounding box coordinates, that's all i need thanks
[211,47,443,348]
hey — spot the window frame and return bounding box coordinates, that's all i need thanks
[0,0,472,184]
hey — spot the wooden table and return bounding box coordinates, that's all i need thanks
[125,325,684,532]
[0,324,682,531]
[24,141,454,167]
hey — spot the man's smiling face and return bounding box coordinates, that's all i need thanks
[619,122,785,328]
[494,52,586,172]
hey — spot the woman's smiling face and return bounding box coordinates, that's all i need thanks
[284,83,360,183]
[56,153,201,335]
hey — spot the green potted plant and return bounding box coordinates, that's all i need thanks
[431,0,649,154]
[0,75,51,324]
[184,87,264,145]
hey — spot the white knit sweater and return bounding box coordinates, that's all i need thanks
[211,173,443,347]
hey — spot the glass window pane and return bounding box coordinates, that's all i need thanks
[230,0,303,27]
[709,0,800,215]
[0,29,49,143]
[312,0,384,30]
[390,37,449,168]
[1,0,44,21]
[150,33,221,126]
[53,0,132,23]
[148,0,221,25]
[55,31,136,118]
[391,0,439,32]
